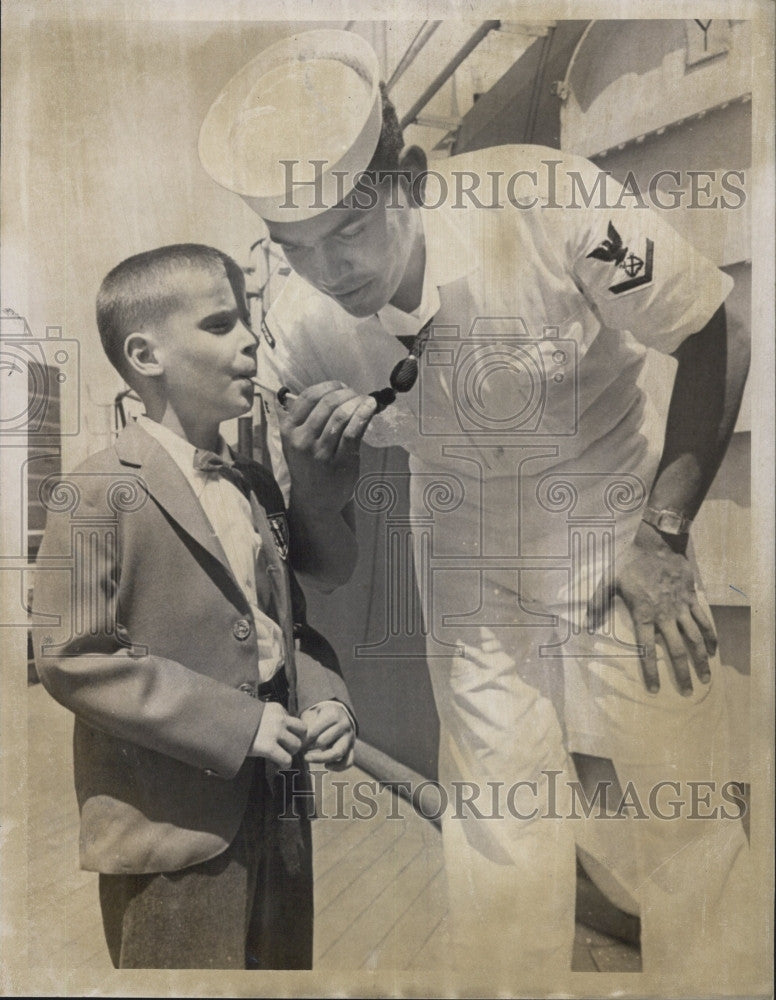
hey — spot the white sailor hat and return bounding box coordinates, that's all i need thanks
[198,29,382,222]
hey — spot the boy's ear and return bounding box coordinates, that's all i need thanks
[398,145,428,206]
[124,331,164,379]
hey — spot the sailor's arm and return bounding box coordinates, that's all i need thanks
[589,303,750,693]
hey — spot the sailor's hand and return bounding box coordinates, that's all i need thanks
[587,521,717,695]
[279,381,377,512]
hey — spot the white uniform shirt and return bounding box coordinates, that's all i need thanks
[138,416,285,681]
[260,146,733,618]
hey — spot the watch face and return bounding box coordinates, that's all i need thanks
[656,511,685,534]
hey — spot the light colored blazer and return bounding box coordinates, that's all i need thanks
[33,421,352,875]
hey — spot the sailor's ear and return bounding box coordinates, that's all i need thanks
[399,145,428,206]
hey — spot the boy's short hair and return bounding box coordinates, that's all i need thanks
[96,243,248,384]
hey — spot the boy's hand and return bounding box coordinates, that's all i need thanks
[301,702,355,771]
[249,702,307,768]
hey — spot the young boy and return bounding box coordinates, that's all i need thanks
[32,244,356,970]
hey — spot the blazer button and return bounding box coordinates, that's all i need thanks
[233,619,252,641]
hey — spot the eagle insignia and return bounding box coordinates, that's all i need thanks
[587,221,654,295]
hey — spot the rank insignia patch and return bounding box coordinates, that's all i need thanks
[586,221,654,295]
[268,512,289,560]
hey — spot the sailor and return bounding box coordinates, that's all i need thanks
[199,29,754,987]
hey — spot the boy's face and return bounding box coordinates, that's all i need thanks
[154,264,258,425]
[266,179,416,318]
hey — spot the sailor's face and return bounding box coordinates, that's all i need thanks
[267,180,415,317]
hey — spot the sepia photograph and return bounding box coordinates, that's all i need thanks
[1,1,773,996]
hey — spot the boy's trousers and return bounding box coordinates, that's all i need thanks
[98,759,313,970]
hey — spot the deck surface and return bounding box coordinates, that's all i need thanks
[25,681,639,985]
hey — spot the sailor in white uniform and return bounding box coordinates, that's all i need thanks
[199,29,754,987]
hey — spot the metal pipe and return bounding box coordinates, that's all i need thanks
[523,23,556,142]
[354,738,442,828]
[557,18,595,100]
[400,20,502,130]
[237,415,253,457]
[385,21,442,93]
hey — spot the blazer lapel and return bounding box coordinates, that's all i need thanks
[114,422,234,579]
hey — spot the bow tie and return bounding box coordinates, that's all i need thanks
[193,449,251,499]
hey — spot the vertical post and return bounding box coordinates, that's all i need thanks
[237,414,253,458]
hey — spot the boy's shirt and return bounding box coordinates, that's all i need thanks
[137,417,356,731]
[138,415,285,682]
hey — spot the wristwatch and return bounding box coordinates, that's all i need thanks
[641,506,692,536]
